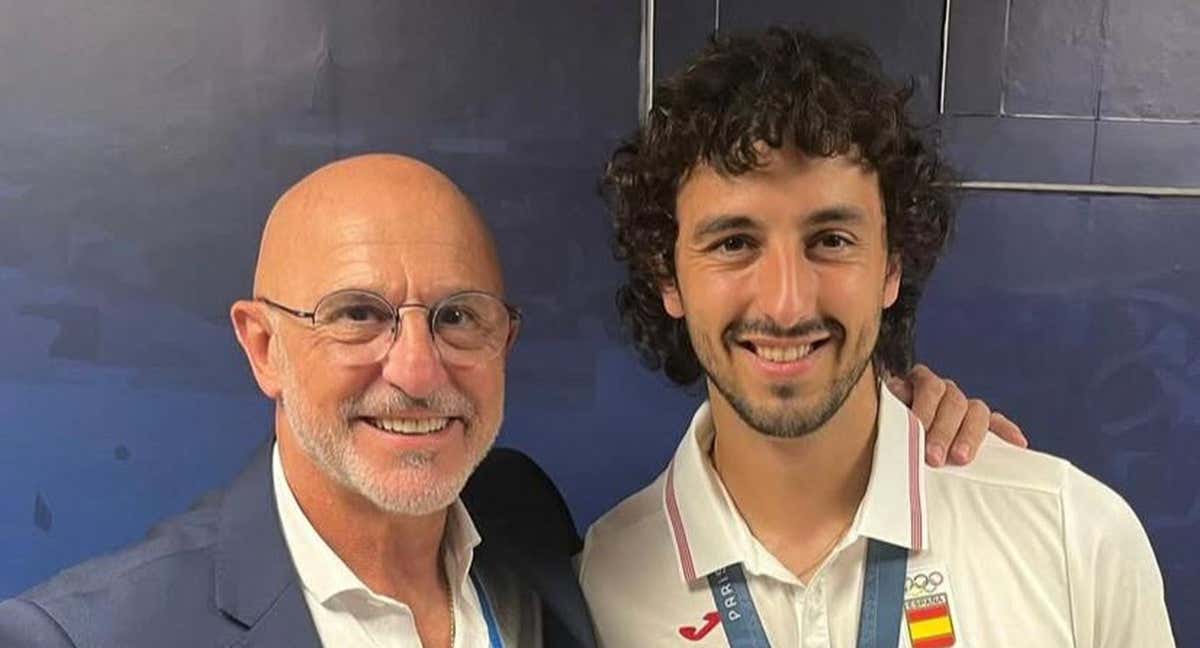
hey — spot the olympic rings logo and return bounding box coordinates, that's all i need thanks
[905,571,944,595]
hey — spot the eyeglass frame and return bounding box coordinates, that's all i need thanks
[255,288,523,366]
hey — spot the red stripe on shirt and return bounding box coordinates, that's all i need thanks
[908,411,923,552]
[664,461,698,582]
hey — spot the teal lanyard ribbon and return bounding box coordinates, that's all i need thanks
[705,539,908,648]
[469,571,505,648]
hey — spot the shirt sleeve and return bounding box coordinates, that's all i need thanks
[0,598,77,648]
[1062,466,1175,647]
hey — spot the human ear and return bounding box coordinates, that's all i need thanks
[503,317,521,356]
[882,253,902,309]
[661,280,685,319]
[230,300,284,399]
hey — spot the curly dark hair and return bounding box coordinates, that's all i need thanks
[604,25,955,385]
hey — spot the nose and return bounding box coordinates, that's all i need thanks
[754,243,817,329]
[378,308,451,399]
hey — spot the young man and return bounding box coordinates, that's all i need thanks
[581,27,1174,647]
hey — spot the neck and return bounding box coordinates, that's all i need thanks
[275,423,449,602]
[708,369,880,580]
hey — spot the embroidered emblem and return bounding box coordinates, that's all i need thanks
[904,568,955,647]
[679,611,720,641]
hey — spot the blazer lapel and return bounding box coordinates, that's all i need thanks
[213,442,322,648]
[227,583,323,648]
[212,444,596,647]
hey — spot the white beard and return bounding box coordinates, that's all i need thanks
[273,341,494,516]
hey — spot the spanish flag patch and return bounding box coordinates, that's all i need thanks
[905,592,955,648]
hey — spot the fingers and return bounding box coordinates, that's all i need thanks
[923,378,965,467]
[884,373,913,405]
[989,411,1028,448]
[907,364,1027,466]
[907,364,946,433]
[947,398,992,465]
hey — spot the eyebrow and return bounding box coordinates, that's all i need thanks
[689,204,872,243]
[690,214,761,243]
[807,205,870,226]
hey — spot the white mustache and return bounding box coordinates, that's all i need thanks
[346,388,475,420]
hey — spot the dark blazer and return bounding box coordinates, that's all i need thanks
[0,444,596,648]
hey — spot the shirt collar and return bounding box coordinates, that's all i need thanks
[661,401,743,584]
[662,383,929,585]
[271,444,483,605]
[854,386,929,553]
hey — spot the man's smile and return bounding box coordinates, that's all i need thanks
[733,333,833,364]
[361,416,455,436]
[729,323,837,374]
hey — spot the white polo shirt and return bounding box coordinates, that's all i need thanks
[273,446,539,647]
[579,387,1174,647]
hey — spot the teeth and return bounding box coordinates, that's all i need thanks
[370,417,450,435]
[755,344,813,363]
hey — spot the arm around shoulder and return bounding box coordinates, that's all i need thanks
[1063,467,1176,647]
[0,598,76,647]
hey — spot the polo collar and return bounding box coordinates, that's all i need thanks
[662,402,745,584]
[855,387,929,553]
[662,384,929,585]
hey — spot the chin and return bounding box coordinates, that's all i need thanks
[357,468,467,517]
[378,440,493,512]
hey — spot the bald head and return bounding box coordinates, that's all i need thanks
[254,154,503,304]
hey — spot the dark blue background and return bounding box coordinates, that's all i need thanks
[2,1,1195,644]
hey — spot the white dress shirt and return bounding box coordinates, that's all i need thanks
[579,387,1174,647]
[273,446,533,647]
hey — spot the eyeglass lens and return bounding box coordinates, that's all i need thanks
[310,290,512,366]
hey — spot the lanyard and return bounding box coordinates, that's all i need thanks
[469,571,505,648]
[705,539,908,648]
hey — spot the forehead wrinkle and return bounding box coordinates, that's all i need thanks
[682,153,882,222]
[318,239,501,301]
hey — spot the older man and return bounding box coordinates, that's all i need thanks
[0,156,591,647]
[581,26,1173,647]
[0,154,1014,647]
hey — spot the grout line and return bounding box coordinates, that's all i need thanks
[939,0,951,114]
[1005,112,1096,121]
[1095,0,1111,121]
[1101,115,1200,125]
[945,112,1200,125]
[638,0,655,124]
[1089,0,1112,183]
[999,0,1014,115]
[951,181,1200,197]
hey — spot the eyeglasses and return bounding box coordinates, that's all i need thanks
[257,289,521,367]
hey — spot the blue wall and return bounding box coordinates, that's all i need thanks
[2,1,1194,644]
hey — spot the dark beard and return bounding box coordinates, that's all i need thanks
[706,347,873,438]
